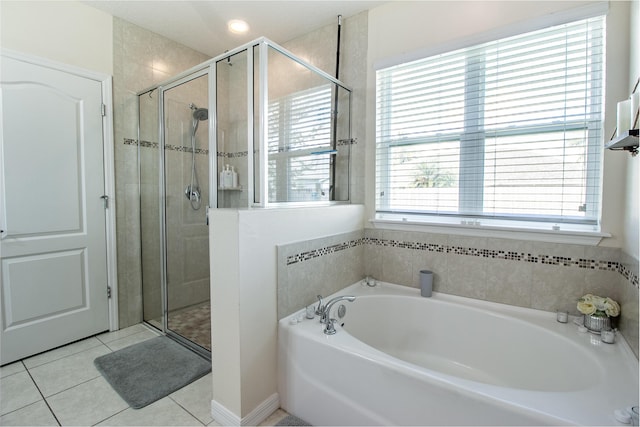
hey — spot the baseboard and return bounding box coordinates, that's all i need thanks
[211,399,240,426]
[211,393,280,426]
[242,393,280,426]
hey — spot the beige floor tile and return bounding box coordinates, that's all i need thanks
[23,337,104,369]
[46,376,128,426]
[0,400,58,426]
[103,329,159,352]
[97,397,203,426]
[259,408,289,426]
[169,373,213,425]
[29,345,111,397]
[0,371,43,415]
[96,323,150,344]
[0,361,25,379]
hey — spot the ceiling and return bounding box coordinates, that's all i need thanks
[84,1,385,58]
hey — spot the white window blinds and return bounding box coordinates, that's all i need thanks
[268,85,333,202]
[376,15,605,226]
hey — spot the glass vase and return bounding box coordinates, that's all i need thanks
[583,313,611,334]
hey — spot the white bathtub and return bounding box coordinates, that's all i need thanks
[278,281,639,426]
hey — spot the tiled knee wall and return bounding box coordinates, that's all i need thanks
[277,228,639,357]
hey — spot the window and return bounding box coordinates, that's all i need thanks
[268,85,333,202]
[376,15,605,229]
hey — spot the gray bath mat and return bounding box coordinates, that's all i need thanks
[94,336,211,409]
[275,414,311,426]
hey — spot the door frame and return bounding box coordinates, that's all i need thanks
[0,48,119,331]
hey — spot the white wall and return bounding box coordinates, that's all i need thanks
[624,0,639,259]
[210,205,364,421]
[364,1,631,250]
[209,210,242,416]
[601,1,632,251]
[0,1,113,75]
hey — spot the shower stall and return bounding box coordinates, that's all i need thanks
[137,38,352,356]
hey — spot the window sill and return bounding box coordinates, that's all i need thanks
[370,214,610,246]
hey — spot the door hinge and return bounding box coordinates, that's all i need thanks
[100,195,109,209]
[107,285,112,299]
[101,103,107,117]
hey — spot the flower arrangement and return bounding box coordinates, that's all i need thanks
[577,294,620,318]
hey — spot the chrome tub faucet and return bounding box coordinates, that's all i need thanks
[321,295,356,335]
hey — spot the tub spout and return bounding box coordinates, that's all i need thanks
[321,295,356,335]
[315,295,325,317]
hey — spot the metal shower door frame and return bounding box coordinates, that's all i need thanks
[136,37,353,359]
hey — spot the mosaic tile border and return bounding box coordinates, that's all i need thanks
[126,138,356,156]
[270,138,357,155]
[217,151,248,158]
[286,237,639,288]
[124,138,209,155]
[286,239,364,265]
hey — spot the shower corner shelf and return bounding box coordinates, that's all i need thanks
[218,186,243,191]
[605,129,639,155]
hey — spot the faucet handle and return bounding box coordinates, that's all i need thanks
[324,318,338,335]
[364,276,377,287]
[315,295,324,316]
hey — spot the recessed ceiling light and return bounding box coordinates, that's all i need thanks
[228,19,250,34]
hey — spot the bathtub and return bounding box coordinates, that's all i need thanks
[278,281,639,426]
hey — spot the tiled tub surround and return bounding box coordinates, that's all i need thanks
[277,230,365,320]
[277,229,639,357]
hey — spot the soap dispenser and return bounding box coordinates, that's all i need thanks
[219,165,226,189]
[231,166,238,188]
[223,164,233,188]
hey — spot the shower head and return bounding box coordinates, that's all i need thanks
[192,108,208,121]
[189,103,208,121]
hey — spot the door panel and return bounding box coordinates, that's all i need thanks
[0,55,109,364]
[3,84,83,236]
[2,250,87,327]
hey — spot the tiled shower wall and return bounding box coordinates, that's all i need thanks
[277,228,639,357]
[162,77,211,315]
[113,17,210,327]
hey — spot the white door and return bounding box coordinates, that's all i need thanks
[0,55,110,364]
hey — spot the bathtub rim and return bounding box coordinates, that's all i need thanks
[309,280,638,364]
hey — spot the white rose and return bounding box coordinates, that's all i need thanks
[581,294,595,302]
[591,295,607,311]
[577,300,597,315]
[604,298,620,317]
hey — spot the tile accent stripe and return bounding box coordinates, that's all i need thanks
[271,139,357,155]
[286,237,639,288]
[124,138,209,154]
[286,239,364,265]
[217,151,248,158]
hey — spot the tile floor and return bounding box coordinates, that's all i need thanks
[0,324,289,426]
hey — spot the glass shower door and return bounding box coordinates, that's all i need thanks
[162,73,211,352]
